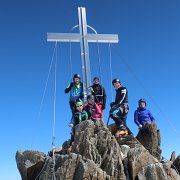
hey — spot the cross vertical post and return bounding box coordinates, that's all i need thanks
[47,7,119,101]
[78,7,91,100]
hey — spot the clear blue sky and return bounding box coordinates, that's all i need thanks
[0,1,180,179]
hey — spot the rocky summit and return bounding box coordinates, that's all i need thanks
[16,120,180,180]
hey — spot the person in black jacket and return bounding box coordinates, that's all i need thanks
[89,77,106,111]
[109,78,132,136]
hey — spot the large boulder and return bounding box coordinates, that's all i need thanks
[15,150,46,180]
[136,123,162,160]
[127,143,179,180]
[173,155,180,174]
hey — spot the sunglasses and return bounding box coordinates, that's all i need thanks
[76,105,83,108]
[88,98,94,101]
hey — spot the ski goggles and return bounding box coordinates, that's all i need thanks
[76,104,83,108]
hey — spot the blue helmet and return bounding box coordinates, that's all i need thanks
[138,98,146,106]
[93,77,99,81]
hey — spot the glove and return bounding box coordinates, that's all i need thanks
[65,83,73,93]
[65,88,69,93]
[102,104,105,110]
[68,123,74,128]
[139,124,143,130]
[112,109,119,118]
[110,102,115,108]
[70,82,73,88]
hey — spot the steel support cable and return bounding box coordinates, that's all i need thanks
[109,43,114,102]
[30,42,58,149]
[51,42,58,180]
[160,155,179,175]
[52,42,58,149]
[113,47,180,138]
[96,42,103,84]
[95,42,105,106]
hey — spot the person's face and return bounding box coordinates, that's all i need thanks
[113,82,121,89]
[76,104,83,111]
[74,78,80,84]
[88,98,95,104]
[94,79,99,85]
[139,102,146,108]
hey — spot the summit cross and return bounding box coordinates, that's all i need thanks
[47,7,119,101]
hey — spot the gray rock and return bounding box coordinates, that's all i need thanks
[16,119,180,180]
[173,155,180,174]
[137,163,169,180]
[72,120,126,179]
[120,145,130,158]
[15,150,46,180]
[136,123,162,160]
[162,161,179,180]
[127,143,159,179]
[170,151,176,162]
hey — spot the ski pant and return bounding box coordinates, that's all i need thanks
[113,113,127,127]
[112,113,132,135]
[69,101,76,114]
[110,109,132,134]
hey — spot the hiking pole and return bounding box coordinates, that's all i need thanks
[107,108,112,126]
[106,115,110,126]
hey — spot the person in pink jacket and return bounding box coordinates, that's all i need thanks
[84,95,102,120]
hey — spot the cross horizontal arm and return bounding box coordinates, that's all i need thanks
[47,33,82,42]
[47,33,119,43]
[86,34,119,43]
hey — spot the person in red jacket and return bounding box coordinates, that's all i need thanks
[84,94,102,120]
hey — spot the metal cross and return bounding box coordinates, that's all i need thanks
[47,7,119,101]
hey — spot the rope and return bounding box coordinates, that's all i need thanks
[34,157,50,180]
[113,47,180,138]
[109,43,114,102]
[34,155,58,180]
[30,42,58,149]
[161,155,180,175]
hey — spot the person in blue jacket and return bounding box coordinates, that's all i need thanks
[65,74,83,114]
[134,98,155,129]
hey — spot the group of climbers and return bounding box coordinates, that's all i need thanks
[65,73,156,140]
[65,74,105,141]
